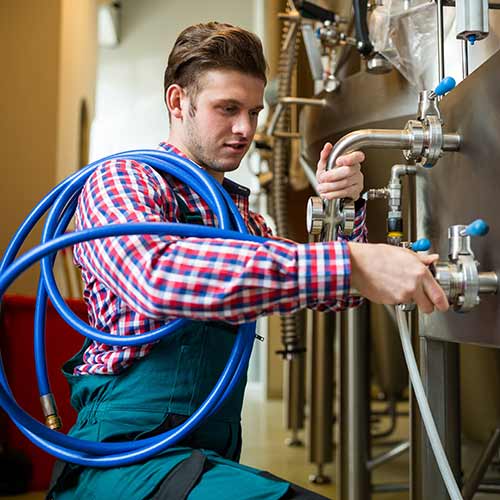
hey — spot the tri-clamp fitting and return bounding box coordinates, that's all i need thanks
[306,77,461,241]
[433,220,498,312]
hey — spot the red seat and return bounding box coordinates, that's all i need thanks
[0,295,88,491]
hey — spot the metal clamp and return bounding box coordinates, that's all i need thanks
[433,223,498,312]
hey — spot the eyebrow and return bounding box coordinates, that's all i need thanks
[215,99,264,112]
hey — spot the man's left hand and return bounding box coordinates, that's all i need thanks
[316,142,365,201]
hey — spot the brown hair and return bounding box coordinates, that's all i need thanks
[164,22,267,107]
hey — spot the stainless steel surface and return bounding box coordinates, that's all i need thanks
[337,306,370,500]
[417,49,500,347]
[306,309,334,482]
[325,129,412,171]
[283,355,305,446]
[479,272,498,293]
[416,338,461,500]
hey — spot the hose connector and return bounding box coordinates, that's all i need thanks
[40,393,62,430]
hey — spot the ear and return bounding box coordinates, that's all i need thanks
[165,84,186,120]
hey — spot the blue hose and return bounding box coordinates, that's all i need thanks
[0,151,264,467]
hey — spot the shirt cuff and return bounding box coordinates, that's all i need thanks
[297,240,352,308]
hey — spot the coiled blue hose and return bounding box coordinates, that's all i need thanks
[0,150,265,467]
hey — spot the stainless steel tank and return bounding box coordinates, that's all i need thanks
[301,5,500,449]
[301,68,417,400]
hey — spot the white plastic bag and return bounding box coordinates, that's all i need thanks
[370,0,438,90]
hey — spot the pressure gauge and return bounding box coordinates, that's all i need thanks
[306,196,325,235]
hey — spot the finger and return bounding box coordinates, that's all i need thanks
[317,142,333,181]
[336,151,365,166]
[418,253,440,266]
[317,178,354,193]
[319,183,362,201]
[412,283,435,314]
[320,165,361,182]
[422,270,449,312]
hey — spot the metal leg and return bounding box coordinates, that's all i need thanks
[283,317,305,447]
[412,337,461,499]
[306,309,334,484]
[337,305,371,499]
[462,428,500,500]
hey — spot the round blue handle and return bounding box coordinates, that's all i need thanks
[464,219,489,237]
[412,238,431,252]
[467,34,477,45]
[434,77,456,96]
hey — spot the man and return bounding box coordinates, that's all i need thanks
[50,22,448,500]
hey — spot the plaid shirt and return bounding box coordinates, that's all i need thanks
[72,143,367,375]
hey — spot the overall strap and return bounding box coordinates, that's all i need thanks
[174,192,204,226]
[151,450,208,500]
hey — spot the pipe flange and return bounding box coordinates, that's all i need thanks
[458,254,480,312]
[433,257,480,312]
[423,116,443,167]
[403,120,425,162]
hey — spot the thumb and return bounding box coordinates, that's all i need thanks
[317,142,333,179]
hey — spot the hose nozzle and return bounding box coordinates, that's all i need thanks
[40,393,62,430]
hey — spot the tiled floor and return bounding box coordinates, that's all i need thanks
[240,388,409,500]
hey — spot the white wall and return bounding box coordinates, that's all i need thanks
[90,0,263,187]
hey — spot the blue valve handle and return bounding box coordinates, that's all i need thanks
[412,238,431,252]
[434,77,456,97]
[463,219,489,237]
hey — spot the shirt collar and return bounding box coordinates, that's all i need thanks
[158,141,250,198]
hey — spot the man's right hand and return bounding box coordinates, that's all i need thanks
[348,242,449,314]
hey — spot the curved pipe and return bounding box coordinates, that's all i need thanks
[326,129,413,171]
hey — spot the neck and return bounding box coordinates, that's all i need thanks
[166,133,224,184]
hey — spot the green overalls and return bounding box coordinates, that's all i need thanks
[50,198,290,500]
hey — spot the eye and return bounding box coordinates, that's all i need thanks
[250,110,261,118]
[222,106,238,115]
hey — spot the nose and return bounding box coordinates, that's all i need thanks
[232,113,254,138]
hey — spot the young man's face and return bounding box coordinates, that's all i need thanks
[181,69,265,181]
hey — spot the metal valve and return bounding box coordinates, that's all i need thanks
[404,77,459,168]
[432,219,498,312]
[306,196,355,237]
[306,196,325,235]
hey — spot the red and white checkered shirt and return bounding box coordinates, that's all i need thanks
[72,143,367,375]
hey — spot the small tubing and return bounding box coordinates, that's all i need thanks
[0,150,263,467]
[396,306,463,500]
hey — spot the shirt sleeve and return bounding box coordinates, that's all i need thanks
[73,159,360,324]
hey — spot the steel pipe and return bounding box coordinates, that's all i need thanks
[326,129,413,171]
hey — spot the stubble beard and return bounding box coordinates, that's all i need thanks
[184,116,240,174]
